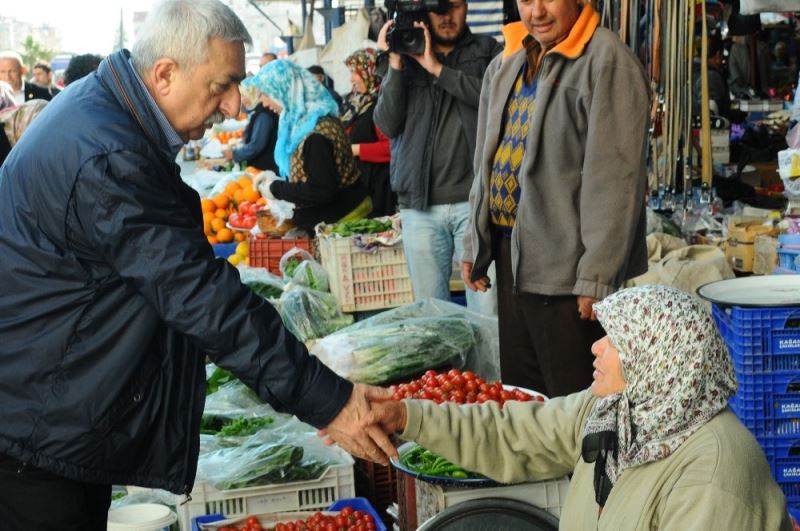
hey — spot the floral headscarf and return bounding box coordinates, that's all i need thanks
[241,60,339,177]
[581,285,736,506]
[0,99,48,147]
[341,48,379,127]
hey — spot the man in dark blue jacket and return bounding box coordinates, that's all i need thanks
[0,1,393,528]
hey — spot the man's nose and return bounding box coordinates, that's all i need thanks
[220,86,242,118]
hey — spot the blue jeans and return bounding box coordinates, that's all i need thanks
[400,204,497,316]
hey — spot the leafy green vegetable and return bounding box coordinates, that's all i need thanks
[206,367,235,395]
[248,281,284,300]
[400,446,482,479]
[284,257,302,279]
[278,288,353,342]
[317,317,475,384]
[200,415,273,437]
[330,218,393,237]
[111,491,127,501]
[216,416,274,437]
[220,444,329,489]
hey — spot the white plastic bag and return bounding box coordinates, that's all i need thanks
[278,248,329,291]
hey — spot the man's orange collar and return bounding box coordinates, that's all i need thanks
[502,3,600,59]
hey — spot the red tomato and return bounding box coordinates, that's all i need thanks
[229,213,241,227]
[361,514,374,524]
[476,392,490,403]
[451,374,466,388]
[447,368,461,378]
[462,370,476,381]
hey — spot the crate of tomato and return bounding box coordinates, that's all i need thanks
[197,497,385,531]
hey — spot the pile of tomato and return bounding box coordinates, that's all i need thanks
[228,199,261,230]
[216,507,377,531]
[389,369,544,407]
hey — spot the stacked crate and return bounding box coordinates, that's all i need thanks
[713,304,800,504]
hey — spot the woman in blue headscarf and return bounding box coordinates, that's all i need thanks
[243,60,371,231]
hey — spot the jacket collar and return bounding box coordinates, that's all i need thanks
[98,49,183,159]
[501,3,600,60]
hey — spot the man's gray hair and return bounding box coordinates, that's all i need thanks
[132,0,252,75]
[0,51,24,68]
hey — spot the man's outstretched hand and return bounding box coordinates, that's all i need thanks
[319,383,398,465]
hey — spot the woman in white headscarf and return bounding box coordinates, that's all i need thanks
[372,285,791,530]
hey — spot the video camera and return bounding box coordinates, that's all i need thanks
[384,0,452,55]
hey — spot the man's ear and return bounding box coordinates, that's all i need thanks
[151,58,178,96]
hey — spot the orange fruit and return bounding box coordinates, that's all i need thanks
[216,228,234,243]
[244,188,260,202]
[201,198,216,213]
[202,211,215,224]
[234,231,246,242]
[214,208,228,219]
[237,176,253,189]
[203,219,212,235]
[256,197,267,206]
[245,166,260,175]
[224,181,241,197]
[233,188,245,204]
[210,217,226,232]
[207,235,218,245]
[212,194,229,209]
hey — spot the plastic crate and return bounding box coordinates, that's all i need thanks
[712,305,800,372]
[213,243,238,259]
[353,458,398,527]
[414,476,570,525]
[248,236,315,277]
[318,235,414,312]
[177,460,355,531]
[328,497,387,531]
[763,454,800,504]
[779,250,800,273]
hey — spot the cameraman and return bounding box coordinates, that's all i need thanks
[374,1,501,315]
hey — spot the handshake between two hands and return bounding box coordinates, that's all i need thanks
[318,383,408,466]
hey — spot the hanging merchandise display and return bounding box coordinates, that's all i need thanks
[740,0,800,14]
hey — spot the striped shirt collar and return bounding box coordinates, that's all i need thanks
[128,58,184,157]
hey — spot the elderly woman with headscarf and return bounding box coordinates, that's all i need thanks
[222,82,279,173]
[0,87,48,167]
[371,285,791,530]
[243,60,370,232]
[342,48,395,217]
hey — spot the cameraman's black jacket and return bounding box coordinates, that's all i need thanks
[374,30,501,210]
[0,50,352,493]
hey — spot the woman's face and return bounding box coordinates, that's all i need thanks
[590,336,626,397]
[350,70,367,94]
[259,93,283,114]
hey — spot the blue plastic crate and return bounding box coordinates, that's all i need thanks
[328,497,386,531]
[789,504,800,525]
[729,370,800,437]
[764,455,800,503]
[212,242,238,259]
[712,304,800,372]
[731,398,800,438]
[778,249,800,273]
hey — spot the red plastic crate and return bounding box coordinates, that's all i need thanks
[248,236,315,277]
[353,458,398,527]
